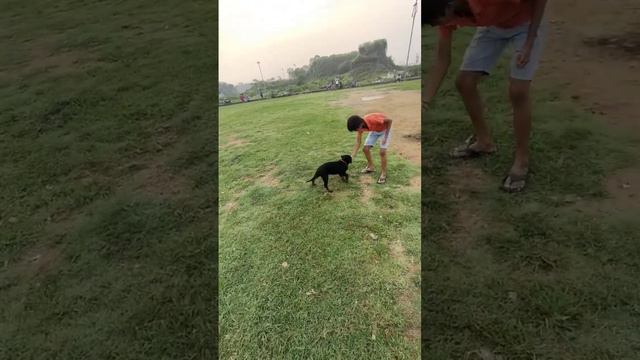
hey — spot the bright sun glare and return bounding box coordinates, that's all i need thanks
[219,0,420,84]
[220,0,331,49]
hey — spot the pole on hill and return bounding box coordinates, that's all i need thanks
[404,0,418,80]
[256,61,265,82]
[257,61,265,97]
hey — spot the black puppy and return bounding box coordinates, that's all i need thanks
[307,155,352,192]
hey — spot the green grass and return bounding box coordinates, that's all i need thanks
[219,87,420,359]
[423,26,640,358]
[373,79,421,92]
[0,1,216,358]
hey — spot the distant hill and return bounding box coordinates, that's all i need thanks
[219,38,418,100]
[296,39,398,83]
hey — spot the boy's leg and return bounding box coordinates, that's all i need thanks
[379,130,391,179]
[362,132,379,171]
[456,27,509,151]
[456,71,493,150]
[363,146,375,170]
[509,79,532,175]
[508,21,546,177]
[380,148,387,178]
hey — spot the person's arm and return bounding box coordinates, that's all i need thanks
[351,131,363,158]
[381,118,393,146]
[424,30,453,110]
[517,0,548,68]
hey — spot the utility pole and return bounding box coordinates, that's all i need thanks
[404,0,418,80]
[257,61,265,98]
[256,61,265,82]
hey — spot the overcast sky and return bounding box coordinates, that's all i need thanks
[219,0,421,85]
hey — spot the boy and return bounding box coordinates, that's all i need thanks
[423,0,548,192]
[347,113,393,184]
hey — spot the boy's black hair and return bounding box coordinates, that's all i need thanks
[347,115,364,132]
[422,0,450,26]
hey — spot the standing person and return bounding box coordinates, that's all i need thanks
[423,0,548,192]
[347,113,393,184]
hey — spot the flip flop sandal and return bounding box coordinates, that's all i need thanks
[450,135,496,159]
[501,172,528,193]
[377,176,386,184]
[361,168,375,174]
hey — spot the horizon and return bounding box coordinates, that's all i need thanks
[219,0,421,85]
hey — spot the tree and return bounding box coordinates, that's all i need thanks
[287,66,308,85]
[218,81,237,97]
[350,39,397,75]
[307,51,358,78]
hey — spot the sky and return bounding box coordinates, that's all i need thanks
[219,0,421,85]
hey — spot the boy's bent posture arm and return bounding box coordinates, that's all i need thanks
[381,118,393,146]
[351,130,363,159]
[424,33,453,109]
[518,0,548,67]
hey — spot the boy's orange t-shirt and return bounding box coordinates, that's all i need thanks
[362,113,387,132]
[438,0,533,37]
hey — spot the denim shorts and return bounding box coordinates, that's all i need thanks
[460,21,546,80]
[364,130,391,149]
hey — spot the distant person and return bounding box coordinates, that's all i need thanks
[347,113,393,185]
[423,0,548,192]
[260,90,264,99]
[239,93,245,102]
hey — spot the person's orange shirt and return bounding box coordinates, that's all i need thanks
[362,113,387,132]
[439,0,533,38]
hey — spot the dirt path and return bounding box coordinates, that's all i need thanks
[333,88,421,347]
[539,0,640,131]
[332,89,421,166]
[537,0,640,210]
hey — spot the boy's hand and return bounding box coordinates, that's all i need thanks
[516,43,533,68]
[519,0,547,68]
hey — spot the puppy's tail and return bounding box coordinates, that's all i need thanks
[306,178,313,182]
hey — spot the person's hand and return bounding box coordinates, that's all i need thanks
[422,100,430,112]
[516,42,533,68]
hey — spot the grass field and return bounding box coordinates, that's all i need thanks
[0,1,217,358]
[423,26,640,358]
[219,83,420,359]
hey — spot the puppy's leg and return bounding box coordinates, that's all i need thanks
[343,172,349,183]
[309,175,316,186]
[322,174,332,192]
